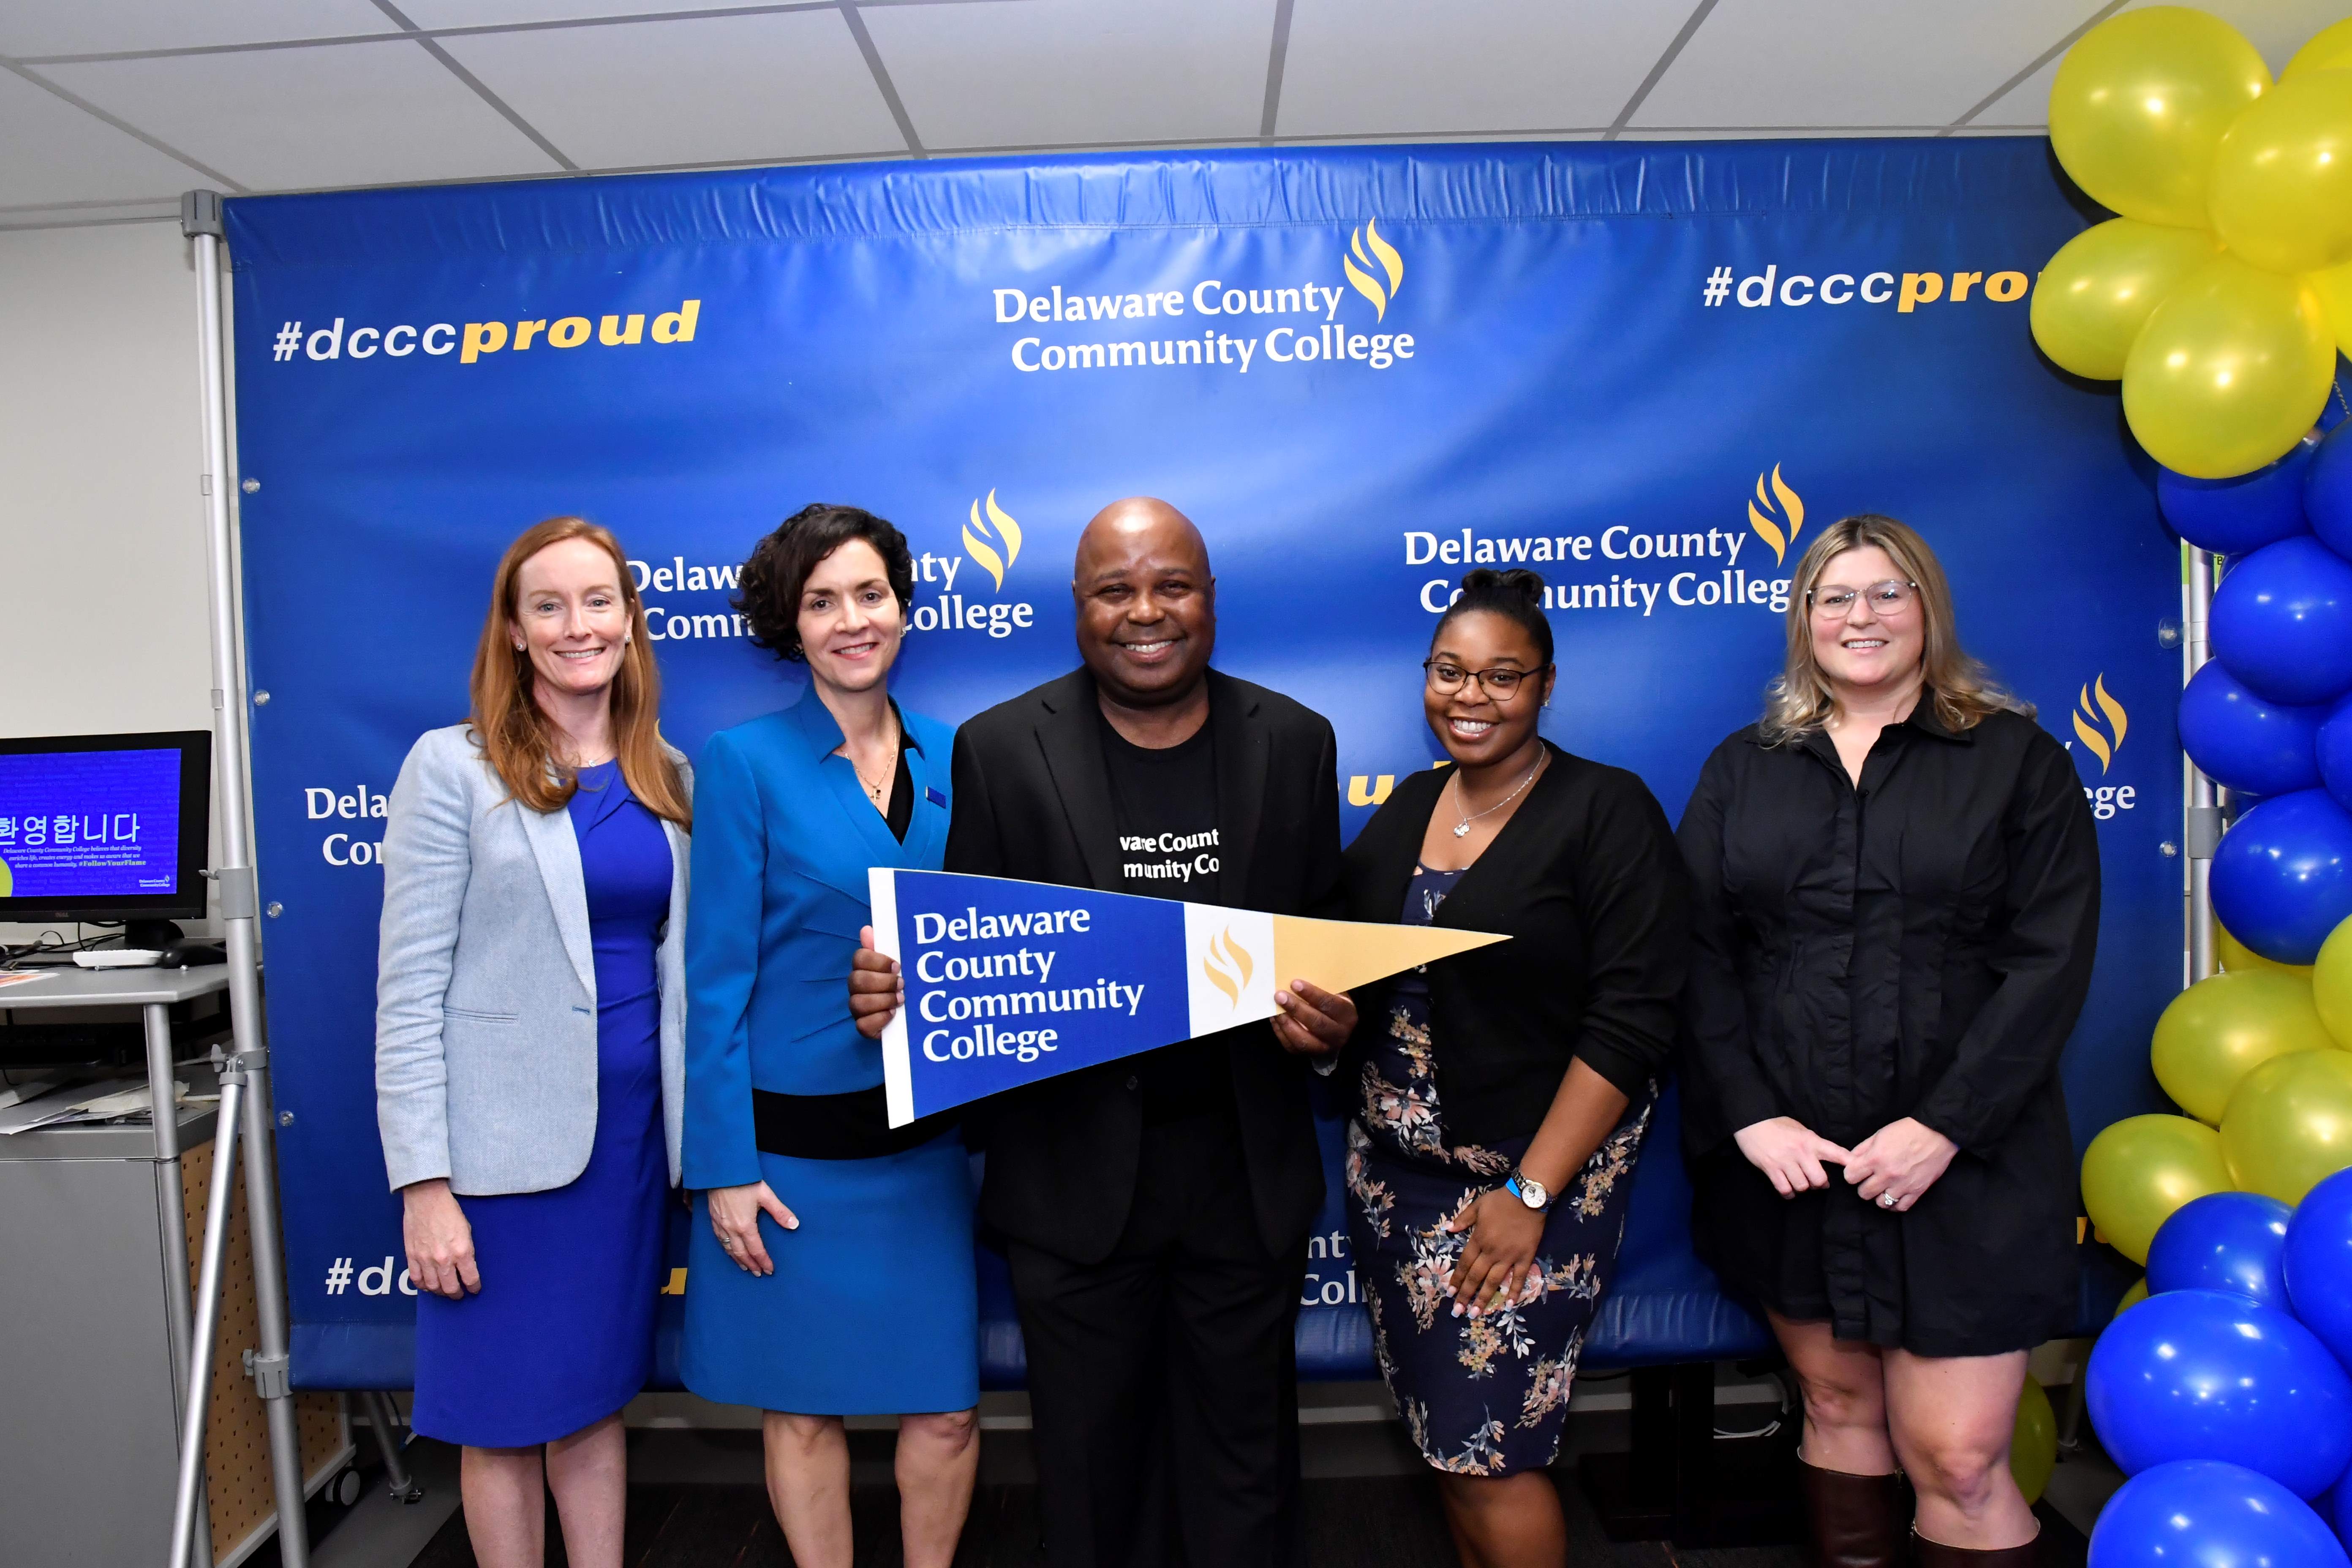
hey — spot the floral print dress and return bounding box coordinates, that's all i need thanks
[1344,864,1655,1477]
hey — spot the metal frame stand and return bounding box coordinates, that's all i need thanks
[2186,546,2221,983]
[167,190,310,1568]
[359,1393,425,1504]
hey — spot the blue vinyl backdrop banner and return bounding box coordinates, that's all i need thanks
[226,140,2179,1391]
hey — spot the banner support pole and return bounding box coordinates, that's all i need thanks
[170,189,310,1568]
[2186,545,2219,983]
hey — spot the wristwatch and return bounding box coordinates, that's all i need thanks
[1504,1171,1552,1212]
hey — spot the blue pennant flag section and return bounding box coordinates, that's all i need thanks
[872,868,1505,1125]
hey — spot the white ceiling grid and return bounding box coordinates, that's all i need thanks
[4,0,2347,232]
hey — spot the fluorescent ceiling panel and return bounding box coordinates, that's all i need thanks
[0,68,211,208]
[0,0,395,59]
[439,9,905,168]
[1279,0,1690,137]
[39,40,564,191]
[1633,0,2111,129]
[864,0,1271,150]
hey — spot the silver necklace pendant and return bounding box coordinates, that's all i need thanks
[1451,821,1471,837]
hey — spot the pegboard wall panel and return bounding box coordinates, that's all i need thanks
[179,1139,345,1560]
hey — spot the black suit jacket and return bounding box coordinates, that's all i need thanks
[946,666,1344,1263]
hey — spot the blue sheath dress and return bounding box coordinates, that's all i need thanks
[412,761,672,1448]
[1343,865,1654,1477]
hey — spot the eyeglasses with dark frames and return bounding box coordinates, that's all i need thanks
[1424,659,1538,699]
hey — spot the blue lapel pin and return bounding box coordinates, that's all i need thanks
[925,786,947,808]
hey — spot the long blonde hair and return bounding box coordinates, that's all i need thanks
[468,516,691,827]
[1760,513,2029,743]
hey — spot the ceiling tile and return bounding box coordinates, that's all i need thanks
[0,68,214,206]
[39,40,564,191]
[1278,0,1691,138]
[440,10,905,168]
[395,0,825,27]
[1632,0,2111,129]
[863,0,1273,151]
[0,0,395,59]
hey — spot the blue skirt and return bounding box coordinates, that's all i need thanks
[680,1132,978,1416]
[409,1010,668,1448]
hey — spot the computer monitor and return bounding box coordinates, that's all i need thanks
[0,731,213,931]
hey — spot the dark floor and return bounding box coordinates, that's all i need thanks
[402,1471,1756,1568]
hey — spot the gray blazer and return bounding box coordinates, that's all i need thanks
[375,724,690,1195]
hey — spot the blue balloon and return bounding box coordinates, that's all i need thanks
[2182,662,2327,797]
[2211,790,2352,965]
[2309,422,2352,560]
[2090,1461,2348,1568]
[2149,1192,2295,1308]
[2087,1288,2352,1497]
[2338,1484,2352,1549]
[2286,1169,2352,1372]
[2167,432,2322,555]
[2212,538,2352,706]
[2319,696,2352,817]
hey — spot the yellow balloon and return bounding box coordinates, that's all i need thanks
[2308,259,2352,352]
[2221,1049,2352,1203]
[2082,1113,2233,1264]
[2123,255,2336,478]
[2152,969,2333,1123]
[2220,920,2316,980]
[2031,219,2221,379]
[2116,1277,2151,1317]
[2210,72,2352,275]
[2284,19,2352,82]
[2011,1377,2058,1505]
[2049,7,2272,227]
[2311,915,2352,1045]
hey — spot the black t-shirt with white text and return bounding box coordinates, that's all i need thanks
[1098,708,1236,1122]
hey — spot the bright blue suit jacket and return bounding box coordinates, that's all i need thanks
[683,686,953,1190]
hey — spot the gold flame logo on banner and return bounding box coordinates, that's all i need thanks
[961,489,1023,591]
[1343,218,1405,322]
[1747,465,1805,565]
[2074,675,2129,772]
[1202,926,1255,1006]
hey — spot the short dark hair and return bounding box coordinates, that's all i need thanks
[735,504,915,662]
[1432,568,1554,667]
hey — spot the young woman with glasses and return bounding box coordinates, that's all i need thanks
[1333,567,1686,1567]
[1677,514,2099,1568]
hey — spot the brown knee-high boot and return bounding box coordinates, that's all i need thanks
[1799,1460,1911,1568]
[1910,1532,2040,1568]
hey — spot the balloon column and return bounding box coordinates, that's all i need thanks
[2033,9,2352,479]
[2085,1171,2352,1568]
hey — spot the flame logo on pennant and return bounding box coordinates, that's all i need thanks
[1747,465,1805,565]
[961,489,1023,591]
[2073,675,2128,772]
[1201,926,1255,1007]
[1343,218,1405,322]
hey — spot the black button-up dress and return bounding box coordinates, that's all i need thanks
[1675,702,2099,1358]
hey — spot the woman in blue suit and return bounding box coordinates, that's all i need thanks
[681,504,977,1568]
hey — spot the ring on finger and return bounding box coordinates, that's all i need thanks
[1877,1192,1897,1209]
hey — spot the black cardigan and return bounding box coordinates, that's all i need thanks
[1338,742,1688,1146]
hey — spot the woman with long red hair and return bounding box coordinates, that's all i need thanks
[376,516,692,1568]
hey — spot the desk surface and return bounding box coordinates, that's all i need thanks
[0,965,232,1010]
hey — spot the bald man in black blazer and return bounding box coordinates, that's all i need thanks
[856,498,1355,1568]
